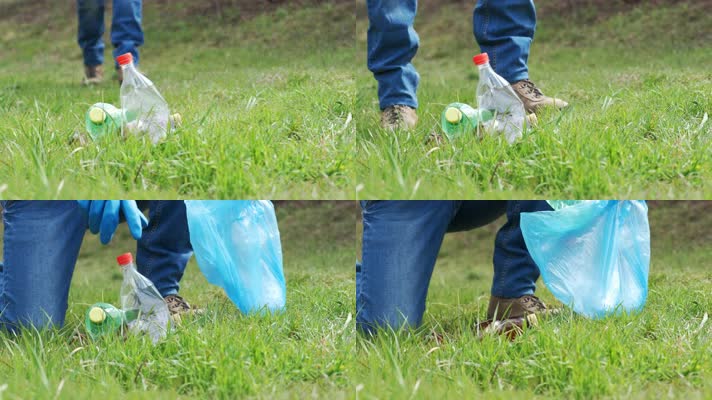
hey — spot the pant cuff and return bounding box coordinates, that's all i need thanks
[379,97,418,110]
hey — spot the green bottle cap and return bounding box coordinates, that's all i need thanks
[89,107,107,124]
[89,307,106,323]
[445,107,462,123]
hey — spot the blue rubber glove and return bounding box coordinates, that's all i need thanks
[77,200,148,244]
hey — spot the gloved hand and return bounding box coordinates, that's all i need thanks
[77,200,148,244]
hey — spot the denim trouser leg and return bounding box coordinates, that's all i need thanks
[135,201,192,298]
[491,200,552,298]
[77,0,106,66]
[111,0,143,67]
[447,201,507,232]
[357,201,456,334]
[367,0,420,110]
[0,200,191,332]
[356,201,506,334]
[0,201,87,332]
[473,0,536,83]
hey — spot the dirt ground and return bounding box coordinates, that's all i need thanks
[418,0,709,20]
[0,0,353,25]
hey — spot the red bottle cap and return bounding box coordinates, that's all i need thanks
[116,53,133,66]
[116,252,133,266]
[473,53,489,66]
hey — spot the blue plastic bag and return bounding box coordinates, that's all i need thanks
[521,201,650,319]
[184,200,286,314]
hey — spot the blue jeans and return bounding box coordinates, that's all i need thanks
[77,0,143,67]
[367,0,420,110]
[474,0,536,83]
[367,0,535,109]
[0,200,191,332]
[356,200,551,334]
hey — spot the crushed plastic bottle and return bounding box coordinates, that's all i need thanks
[473,53,529,144]
[117,52,172,144]
[85,102,181,141]
[117,252,172,343]
[85,102,132,140]
[85,302,139,340]
[441,102,537,141]
[440,102,495,140]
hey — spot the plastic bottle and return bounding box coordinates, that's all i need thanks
[473,53,529,144]
[117,52,172,144]
[85,302,139,340]
[440,102,495,140]
[85,103,132,140]
[85,103,180,141]
[117,252,172,343]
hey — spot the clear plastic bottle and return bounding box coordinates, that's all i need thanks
[117,252,172,343]
[117,53,171,144]
[85,302,139,340]
[473,53,528,144]
[85,102,180,141]
[440,102,495,140]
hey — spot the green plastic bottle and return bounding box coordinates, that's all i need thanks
[84,103,132,140]
[85,302,139,340]
[85,102,182,141]
[440,102,495,140]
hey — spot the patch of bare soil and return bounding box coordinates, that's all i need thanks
[417,0,712,22]
[647,201,712,249]
[154,0,353,20]
[0,0,353,25]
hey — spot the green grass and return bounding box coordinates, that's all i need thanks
[3,1,710,199]
[0,1,357,198]
[351,201,711,399]
[0,202,710,398]
[354,0,712,198]
[0,201,358,399]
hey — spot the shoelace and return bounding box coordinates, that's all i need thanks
[166,295,191,311]
[520,79,544,98]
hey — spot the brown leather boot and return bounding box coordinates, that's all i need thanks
[381,105,418,131]
[477,314,539,340]
[164,294,204,324]
[487,294,558,320]
[511,79,568,113]
[82,65,104,85]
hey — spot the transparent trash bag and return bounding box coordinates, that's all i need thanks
[184,200,286,314]
[118,254,172,343]
[521,200,651,319]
